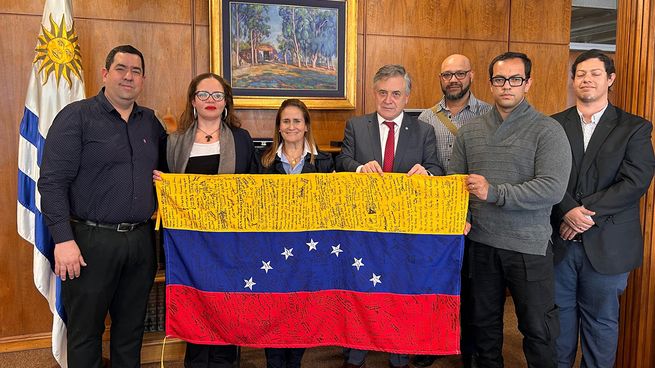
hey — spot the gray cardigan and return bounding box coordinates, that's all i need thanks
[449,100,572,255]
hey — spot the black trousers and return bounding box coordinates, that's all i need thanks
[63,221,157,368]
[468,241,558,368]
[265,348,306,368]
[184,343,238,368]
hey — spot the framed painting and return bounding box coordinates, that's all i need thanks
[210,0,357,110]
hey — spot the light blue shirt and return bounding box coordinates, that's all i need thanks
[277,140,316,174]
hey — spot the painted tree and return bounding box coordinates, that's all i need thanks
[319,11,338,70]
[276,34,294,65]
[231,3,251,67]
[245,4,270,66]
[279,5,307,68]
[306,9,336,68]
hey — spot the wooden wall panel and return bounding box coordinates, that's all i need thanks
[0,13,53,337]
[509,1,571,44]
[74,20,194,120]
[366,0,509,41]
[74,0,192,24]
[363,35,505,112]
[195,25,211,76]
[505,43,570,115]
[1,0,42,15]
[614,1,655,366]
[195,0,209,26]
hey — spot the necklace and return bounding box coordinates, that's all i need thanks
[197,126,219,142]
[283,149,303,166]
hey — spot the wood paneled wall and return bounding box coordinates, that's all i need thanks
[614,0,655,366]
[0,0,571,347]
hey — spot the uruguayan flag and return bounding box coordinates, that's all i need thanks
[17,0,85,366]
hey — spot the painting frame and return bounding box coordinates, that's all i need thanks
[210,0,357,110]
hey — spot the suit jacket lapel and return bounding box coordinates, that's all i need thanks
[367,113,383,164]
[580,105,618,175]
[393,112,412,172]
[563,108,584,174]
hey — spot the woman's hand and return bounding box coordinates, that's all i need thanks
[153,170,163,182]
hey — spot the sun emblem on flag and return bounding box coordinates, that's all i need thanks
[33,14,83,87]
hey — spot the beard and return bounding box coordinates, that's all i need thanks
[442,82,471,101]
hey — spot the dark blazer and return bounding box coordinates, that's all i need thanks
[335,112,443,175]
[260,150,334,174]
[551,104,655,274]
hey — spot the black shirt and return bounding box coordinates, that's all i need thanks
[186,154,220,174]
[38,89,166,243]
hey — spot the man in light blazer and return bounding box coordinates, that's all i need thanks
[335,64,441,368]
[551,49,655,368]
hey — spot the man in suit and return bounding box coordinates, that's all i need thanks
[336,64,442,176]
[551,49,655,368]
[335,64,441,368]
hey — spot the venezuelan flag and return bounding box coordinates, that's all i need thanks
[156,173,468,355]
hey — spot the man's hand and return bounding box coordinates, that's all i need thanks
[361,160,384,175]
[153,169,163,181]
[466,174,490,200]
[54,240,87,281]
[559,222,579,241]
[464,222,471,235]
[407,164,429,176]
[563,206,596,233]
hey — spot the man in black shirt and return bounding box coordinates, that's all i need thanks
[38,45,165,368]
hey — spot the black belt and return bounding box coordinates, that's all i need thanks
[71,218,149,232]
[571,234,583,243]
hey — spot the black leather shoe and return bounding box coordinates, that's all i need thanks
[411,355,436,367]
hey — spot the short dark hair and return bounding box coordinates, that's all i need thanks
[488,52,532,79]
[105,45,145,76]
[571,49,615,78]
[373,64,412,94]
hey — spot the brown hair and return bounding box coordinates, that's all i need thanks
[177,73,241,133]
[261,99,318,168]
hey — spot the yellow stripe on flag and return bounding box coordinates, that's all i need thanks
[155,173,469,235]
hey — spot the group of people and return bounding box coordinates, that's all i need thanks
[37,44,654,368]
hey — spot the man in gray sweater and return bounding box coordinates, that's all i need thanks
[449,52,572,368]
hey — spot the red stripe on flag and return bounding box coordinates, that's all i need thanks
[166,284,460,355]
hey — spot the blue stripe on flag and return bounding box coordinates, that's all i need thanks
[19,107,46,166]
[165,229,464,295]
[17,169,38,214]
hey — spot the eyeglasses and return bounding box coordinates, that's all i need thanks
[490,76,527,87]
[195,91,226,101]
[440,70,470,81]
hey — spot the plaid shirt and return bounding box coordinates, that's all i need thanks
[418,93,492,171]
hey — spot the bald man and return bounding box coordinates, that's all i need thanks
[418,54,491,171]
[413,54,491,368]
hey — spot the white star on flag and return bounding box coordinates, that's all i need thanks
[352,258,364,270]
[281,247,294,260]
[306,238,318,251]
[370,273,382,287]
[244,277,256,290]
[331,244,343,257]
[260,261,273,273]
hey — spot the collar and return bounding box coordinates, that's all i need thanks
[376,111,404,127]
[276,140,317,161]
[437,92,485,114]
[576,104,608,125]
[96,87,142,117]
